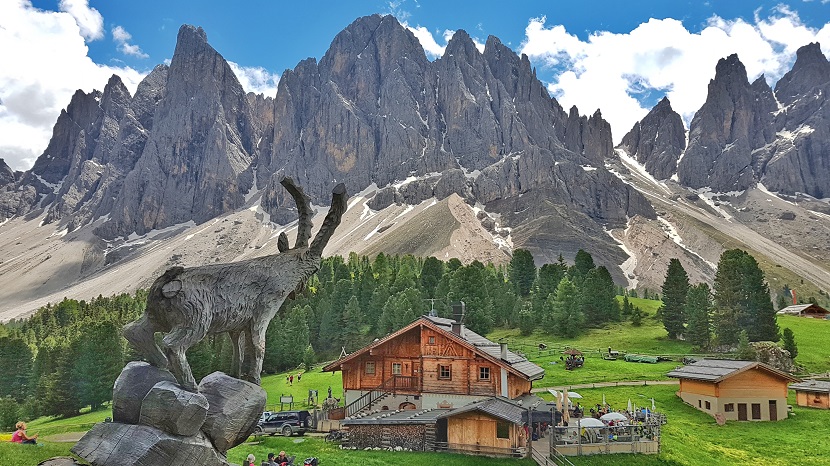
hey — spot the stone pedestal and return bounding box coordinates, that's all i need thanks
[73,364,266,466]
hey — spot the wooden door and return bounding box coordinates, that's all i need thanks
[738,403,747,421]
[751,403,761,420]
[769,400,777,421]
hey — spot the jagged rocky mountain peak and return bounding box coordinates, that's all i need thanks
[618,94,686,180]
[774,42,830,106]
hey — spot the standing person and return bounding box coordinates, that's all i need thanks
[297,372,302,382]
[289,374,294,385]
[10,422,37,444]
[245,453,256,466]
[327,386,332,399]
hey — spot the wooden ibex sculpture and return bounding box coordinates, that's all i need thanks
[124,176,347,391]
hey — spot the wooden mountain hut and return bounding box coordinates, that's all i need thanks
[667,360,800,422]
[790,380,830,409]
[776,303,829,318]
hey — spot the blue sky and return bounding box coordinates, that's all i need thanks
[2,0,830,171]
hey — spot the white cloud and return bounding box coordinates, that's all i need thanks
[0,1,145,171]
[228,62,280,97]
[520,10,830,143]
[58,0,103,41]
[112,25,149,58]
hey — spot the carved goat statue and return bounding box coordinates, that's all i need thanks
[124,176,347,391]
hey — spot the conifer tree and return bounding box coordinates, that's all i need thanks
[0,336,33,401]
[631,306,643,326]
[660,259,690,339]
[509,249,537,297]
[685,283,712,349]
[70,320,123,411]
[546,277,584,337]
[713,249,746,345]
[735,330,756,360]
[569,249,595,283]
[420,256,444,297]
[782,328,798,360]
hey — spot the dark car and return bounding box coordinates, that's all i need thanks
[256,410,312,437]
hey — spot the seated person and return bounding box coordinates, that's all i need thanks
[273,451,294,465]
[11,422,37,444]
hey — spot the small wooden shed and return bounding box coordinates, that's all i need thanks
[790,380,830,409]
[436,397,527,457]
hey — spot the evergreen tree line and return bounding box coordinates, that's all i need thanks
[659,249,781,350]
[0,248,623,424]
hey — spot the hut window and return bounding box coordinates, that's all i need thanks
[365,362,375,374]
[392,363,402,375]
[724,403,734,412]
[439,365,452,380]
[496,421,510,439]
[698,400,702,408]
[479,366,491,381]
[705,401,711,410]
[428,336,436,345]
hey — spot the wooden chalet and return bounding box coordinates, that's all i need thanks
[790,380,830,409]
[776,303,829,318]
[667,360,800,421]
[323,313,545,416]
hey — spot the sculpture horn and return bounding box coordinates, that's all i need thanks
[308,183,347,258]
[279,174,313,249]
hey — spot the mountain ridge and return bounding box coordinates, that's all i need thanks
[1,15,829,319]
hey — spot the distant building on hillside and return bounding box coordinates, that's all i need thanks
[667,360,800,422]
[776,303,829,318]
[790,380,830,409]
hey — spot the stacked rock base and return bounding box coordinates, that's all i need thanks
[72,362,266,466]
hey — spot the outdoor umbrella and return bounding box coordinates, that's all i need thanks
[547,388,559,398]
[576,417,605,427]
[628,398,632,412]
[567,391,583,399]
[600,412,628,422]
[602,393,606,407]
[564,348,582,356]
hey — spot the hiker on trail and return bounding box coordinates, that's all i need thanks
[297,372,302,382]
[289,374,294,385]
[11,421,37,444]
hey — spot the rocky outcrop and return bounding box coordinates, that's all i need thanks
[677,54,776,192]
[618,97,686,179]
[112,361,178,425]
[97,25,259,238]
[199,372,266,453]
[759,43,830,199]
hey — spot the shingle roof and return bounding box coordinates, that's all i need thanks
[437,397,525,425]
[341,408,452,425]
[790,380,830,393]
[667,359,799,383]
[424,316,545,380]
[777,303,829,315]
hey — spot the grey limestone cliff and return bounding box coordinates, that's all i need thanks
[618,97,686,180]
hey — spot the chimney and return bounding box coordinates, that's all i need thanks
[451,301,465,335]
[500,341,508,361]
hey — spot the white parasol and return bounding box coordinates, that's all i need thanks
[576,417,605,427]
[600,412,628,422]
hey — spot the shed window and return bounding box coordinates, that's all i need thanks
[392,363,402,375]
[439,365,451,380]
[724,403,734,412]
[705,401,711,410]
[496,421,510,439]
[428,336,436,345]
[365,361,375,374]
[479,366,491,381]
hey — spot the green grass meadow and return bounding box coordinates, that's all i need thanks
[3,299,828,465]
